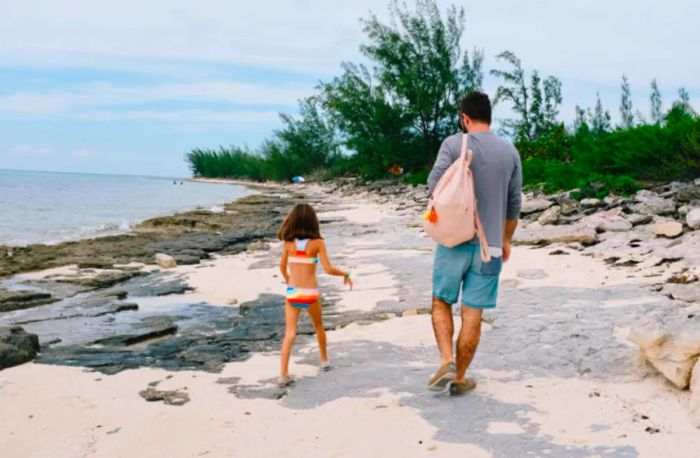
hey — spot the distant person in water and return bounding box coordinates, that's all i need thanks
[277,203,353,387]
[426,91,522,396]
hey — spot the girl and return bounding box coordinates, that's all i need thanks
[277,203,353,387]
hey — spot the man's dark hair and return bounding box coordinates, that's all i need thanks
[460,91,492,124]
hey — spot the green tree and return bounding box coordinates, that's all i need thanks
[650,79,662,124]
[573,105,588,132]
[491,51,562,142]
[323,0,484,176]
[619,75,634,129]
[588,92,612,134]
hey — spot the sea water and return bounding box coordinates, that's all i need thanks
[0,169,249,246]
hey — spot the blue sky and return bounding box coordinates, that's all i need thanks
[0,0,698,177]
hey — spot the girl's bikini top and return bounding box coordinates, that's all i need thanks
[289,238,319,264]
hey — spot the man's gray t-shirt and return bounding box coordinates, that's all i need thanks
[427,131,522,249]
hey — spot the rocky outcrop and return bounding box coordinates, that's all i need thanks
[690,363,700,427]
[628,324,700,389]
[0,290,53,312]
[0,326,40,370]
[581,208,632,233]
[537,206,560,225]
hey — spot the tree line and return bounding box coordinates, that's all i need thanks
[187,0,699,197]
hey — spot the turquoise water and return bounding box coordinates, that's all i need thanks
[0,170,249,246]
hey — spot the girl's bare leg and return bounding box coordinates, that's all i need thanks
[306,300,328,363]
[280,302,302,377]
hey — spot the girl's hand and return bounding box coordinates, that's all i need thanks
[344,275,353,291]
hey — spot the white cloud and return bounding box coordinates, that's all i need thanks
[3,145,54,157]
[0,81,310,117]
[0,0,698,88]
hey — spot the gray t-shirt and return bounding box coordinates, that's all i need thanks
[427,131,522,249]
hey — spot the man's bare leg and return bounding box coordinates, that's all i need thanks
[454,305,482,382]
[431,296,454,365]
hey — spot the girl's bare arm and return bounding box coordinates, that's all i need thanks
[279,243,290,284]
[318,240,353,290]
[318,240,345,276]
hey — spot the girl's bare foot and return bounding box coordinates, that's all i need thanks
[277,375,295,387]
[320,360,331,371]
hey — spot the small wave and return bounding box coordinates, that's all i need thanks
[209,205,225,213]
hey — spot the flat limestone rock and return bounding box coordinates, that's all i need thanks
[664,283,700,303]
[516,269,548,280]
[513,224,597,246]
[652,221,683,238]
[521,198,553,215]
[0,326,40,370]
[625,213,653,226]
[690,362,700,427]
[628,324,700,389]
[581,208,632,233]
[0,290,54,312]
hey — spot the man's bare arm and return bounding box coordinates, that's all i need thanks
[502,219,518,262]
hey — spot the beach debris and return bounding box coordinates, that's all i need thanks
[537,206,560,225]
[652,221,683,238]
[0,326,40,370]
[139,387,190,406]
[155,253,178,268]
[291,176,305,183]
[687,208,700,230]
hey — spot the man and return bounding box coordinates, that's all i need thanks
[426,91,522,396]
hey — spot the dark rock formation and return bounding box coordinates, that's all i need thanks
[0,326,40,370]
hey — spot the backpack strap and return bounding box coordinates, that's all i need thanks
[474,206,491,262]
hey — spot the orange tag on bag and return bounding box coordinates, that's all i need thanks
[424,207,438,223]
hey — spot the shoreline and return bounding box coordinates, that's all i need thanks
[1,178,700,456]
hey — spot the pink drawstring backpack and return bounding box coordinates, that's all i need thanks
[424,134,491,261]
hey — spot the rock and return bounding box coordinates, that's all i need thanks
[652,221,684,238]
[0,290,54,312]
[521,198,553,215]
[139,387,190,406]
[628,325,700,389]
[537,206,560,225]
[155,253,177,269]
[690,362,700,427]
[93,325,178,346]
[678,205,690,217]
[687,208,700,230]
[604,195,625,207]
[631,190,676,215]
[516,269,548,280]
[559,199,580,216]
[626,213,653,226]
[664,284,700,303]
[0,327,40,370]
[676,186,700,203]
[513,224,597,246]
[581,198,603,208]
[581,208,632,233]
[227,298,239,305]
[246,241,270,252]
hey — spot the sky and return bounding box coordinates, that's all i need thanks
[0,0,698,177]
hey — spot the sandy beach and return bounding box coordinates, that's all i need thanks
[2,181,700,457]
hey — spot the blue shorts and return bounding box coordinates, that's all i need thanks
[432,242,503,309]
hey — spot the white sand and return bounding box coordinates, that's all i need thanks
[2,193,699,457]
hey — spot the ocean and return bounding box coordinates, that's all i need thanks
[0,169,249,246]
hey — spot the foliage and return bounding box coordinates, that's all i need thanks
[490,51,562,146]
[185,0,698,200]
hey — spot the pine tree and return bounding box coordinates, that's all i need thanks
[573,105,587,131]
[650,79,662,124]
[589,92,611,134]
[619,75,634,129]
